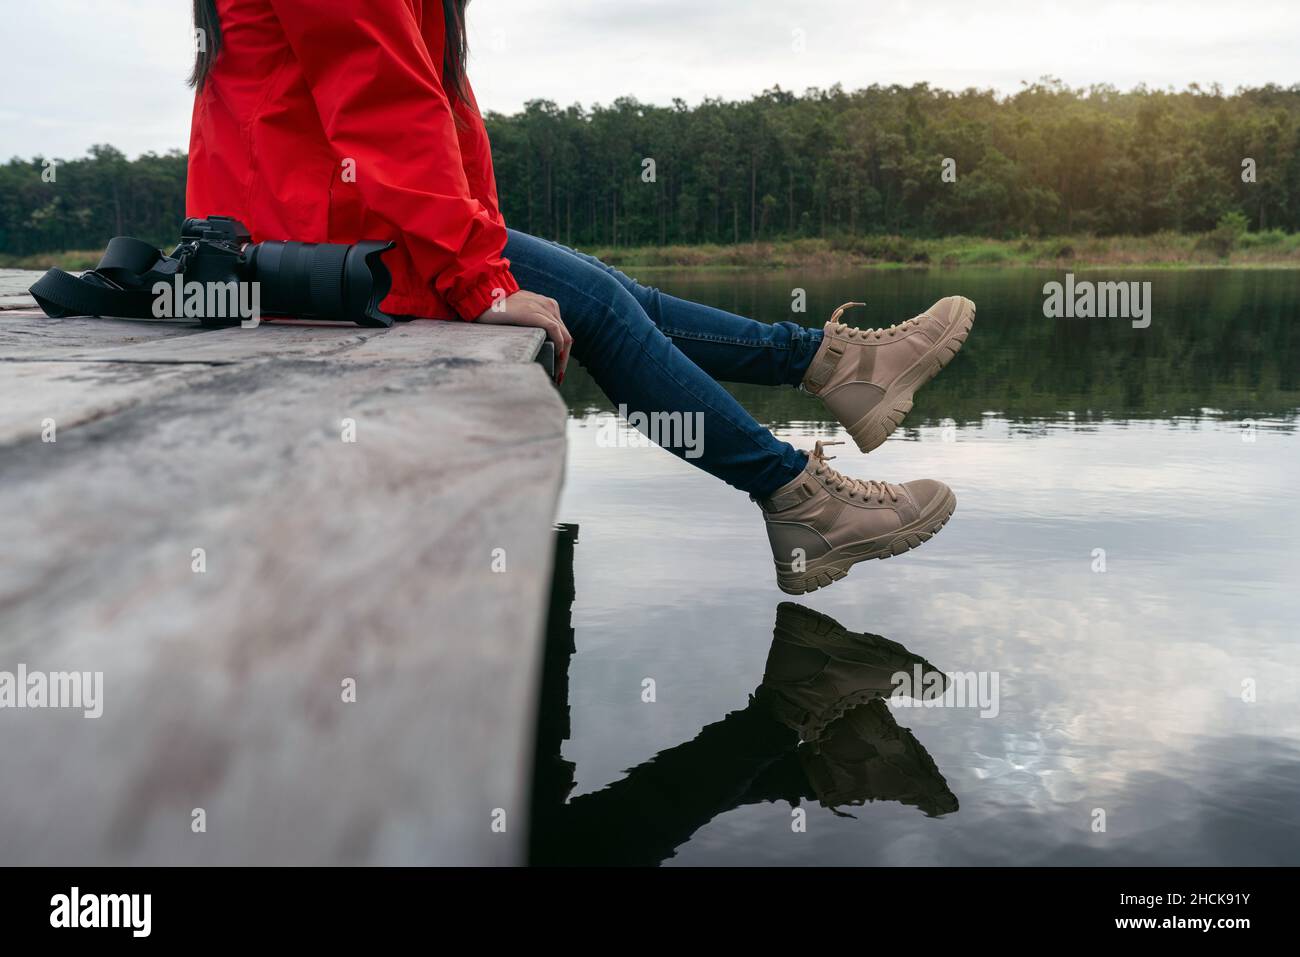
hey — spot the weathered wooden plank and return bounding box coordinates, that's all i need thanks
[339,318,545,365]
[0,359,223,445]
[0,307,543,366]
[0,304,565,865]
[0,269,40,311]
[0,310,212,358]
[88,317,544,365]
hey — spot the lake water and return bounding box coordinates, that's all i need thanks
[529,267,1300,866]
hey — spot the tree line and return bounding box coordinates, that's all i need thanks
[2,80,1297,256]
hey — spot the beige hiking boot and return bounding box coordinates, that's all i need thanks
[757,440,956,595]
[802,297,975,453]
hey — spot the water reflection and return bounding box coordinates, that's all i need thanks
[530,526,958,866]
[536,267,1300,866]
[560,267,1300,428]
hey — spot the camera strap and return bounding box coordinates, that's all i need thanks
[28,236,181,320]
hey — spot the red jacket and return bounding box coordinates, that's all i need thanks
[186,0,518,321]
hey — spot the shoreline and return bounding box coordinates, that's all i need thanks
[585,233,1300,271]
[6,232,1299,275]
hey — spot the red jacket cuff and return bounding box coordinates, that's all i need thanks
[448,266,519,321]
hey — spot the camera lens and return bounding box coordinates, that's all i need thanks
[246,239,395,326]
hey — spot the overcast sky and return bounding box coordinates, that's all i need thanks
[2,0,1298,160]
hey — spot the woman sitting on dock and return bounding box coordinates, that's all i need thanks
[185,0,975,594]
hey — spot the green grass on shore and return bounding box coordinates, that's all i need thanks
[5,229,1298,274]
[586,230,1300,270]
[0,250,108,272]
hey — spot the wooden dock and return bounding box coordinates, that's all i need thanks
[0,270,567,864]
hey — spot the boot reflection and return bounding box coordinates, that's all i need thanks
[752,602,959,818]
[529,543,958,865]
[757,601,947,747]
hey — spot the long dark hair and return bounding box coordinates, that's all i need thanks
[188,0,223,89]
[189,0,472,105]
[442,0,472,106]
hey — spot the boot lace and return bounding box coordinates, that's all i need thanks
[808,440,900,504]
[827,301,922,342]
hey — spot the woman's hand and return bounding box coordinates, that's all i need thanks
[476,291,572,383]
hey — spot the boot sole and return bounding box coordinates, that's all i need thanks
[846,297,976,453]
[774,487,957,595]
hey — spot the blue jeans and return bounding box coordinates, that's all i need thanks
[503,229,822,498]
